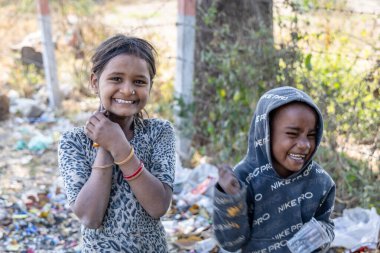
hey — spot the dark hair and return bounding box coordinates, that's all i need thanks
[91,34,157,86]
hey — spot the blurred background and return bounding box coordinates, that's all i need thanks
[0,0,379,252]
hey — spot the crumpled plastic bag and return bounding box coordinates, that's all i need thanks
[331,207,380,249]
[287,217,330,253]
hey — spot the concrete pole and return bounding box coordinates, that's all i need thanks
[175,0,196,164]
[37,0,61,109]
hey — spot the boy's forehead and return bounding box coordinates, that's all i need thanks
[271,102,318,122]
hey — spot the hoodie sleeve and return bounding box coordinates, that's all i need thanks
[314,184,336,252]
[288,183,336,253]
[213,183,250,252]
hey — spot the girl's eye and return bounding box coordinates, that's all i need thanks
[308,133,316,138]
[134,80,146,86]
[286,132,297,136]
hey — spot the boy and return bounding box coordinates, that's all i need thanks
[213,86,335,253]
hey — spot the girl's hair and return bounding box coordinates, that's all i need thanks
[91,34,157,122]
[91,34,157,84]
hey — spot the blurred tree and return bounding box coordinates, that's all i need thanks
[191,0,275,162]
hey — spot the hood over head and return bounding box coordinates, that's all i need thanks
[237,86,323,178]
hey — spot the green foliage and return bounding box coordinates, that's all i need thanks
[315,146,380,212]
[193,35,274,163]
[296,53,380,144]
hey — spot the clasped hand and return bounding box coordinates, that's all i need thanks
[84,111,127,153]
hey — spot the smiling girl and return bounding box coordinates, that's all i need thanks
[58,34,175,252]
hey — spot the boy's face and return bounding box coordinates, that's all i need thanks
[270,103,317,178]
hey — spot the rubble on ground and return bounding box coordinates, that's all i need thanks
[0,99,379,253]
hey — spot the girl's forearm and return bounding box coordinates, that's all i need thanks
[113,145,172,219]
[128,170,172,219]
[71,167,113,228]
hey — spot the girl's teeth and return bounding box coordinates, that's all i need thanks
[115,99,133,104]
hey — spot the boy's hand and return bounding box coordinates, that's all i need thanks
[217,164,241,195]
[286,218,330,253]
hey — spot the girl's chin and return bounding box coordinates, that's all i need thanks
[108,112,135,119]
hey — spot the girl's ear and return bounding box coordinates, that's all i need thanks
[90,73,99,94]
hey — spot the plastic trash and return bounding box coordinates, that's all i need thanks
[14,139,27,150]
[194,237,217,253]
[344,242,379,253]
[287,217,330,253]
[331,207,380,249]
[27,134,53,152]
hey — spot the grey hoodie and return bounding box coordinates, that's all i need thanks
[213,86,335,253]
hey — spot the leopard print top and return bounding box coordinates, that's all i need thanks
[58,118,175,252]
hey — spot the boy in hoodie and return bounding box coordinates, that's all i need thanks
[213,86,335,253]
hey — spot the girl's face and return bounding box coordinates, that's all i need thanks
[270,103,317,178]
[91,54,151,118]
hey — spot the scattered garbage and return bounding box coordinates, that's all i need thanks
[27,134,53,152]
[331,207,380,250]
[344,242,379,253]
[0,114,379,252]
[0,188,81,252]
[10,98,45,119]
[163,161,220,252]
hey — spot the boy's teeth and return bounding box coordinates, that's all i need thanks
[115,99,133,104]
[288,153,305,160]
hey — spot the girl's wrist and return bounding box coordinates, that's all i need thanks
[95,147,114,164]
[110,141,132,162]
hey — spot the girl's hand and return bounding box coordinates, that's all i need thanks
[84,111,127,152]
[217,164,241,195]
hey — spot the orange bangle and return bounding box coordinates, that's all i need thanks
[115,147,134,166]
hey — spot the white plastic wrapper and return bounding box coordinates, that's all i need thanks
[331,207,380,249]
[287,218,330,253]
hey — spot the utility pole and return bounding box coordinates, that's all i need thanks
[37,0,61,109]
[175,0,196,164]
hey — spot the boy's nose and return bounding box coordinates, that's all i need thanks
[297,138,311,151]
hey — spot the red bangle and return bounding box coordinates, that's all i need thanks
[123,161,144,181]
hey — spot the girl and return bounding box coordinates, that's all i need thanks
[58,34,175,252]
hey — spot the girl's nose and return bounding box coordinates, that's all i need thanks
[119,83,134,95]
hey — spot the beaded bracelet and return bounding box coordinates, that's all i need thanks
[115,147,135,166]
[123,161,144,181]
[92,163,113,170]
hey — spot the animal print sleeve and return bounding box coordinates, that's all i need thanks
[149,121,176,190]
[58,128,92,205]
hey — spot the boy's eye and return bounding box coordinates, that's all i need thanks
[110,77,122,82]
[286,132,297,136]
[308,133,316,138]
